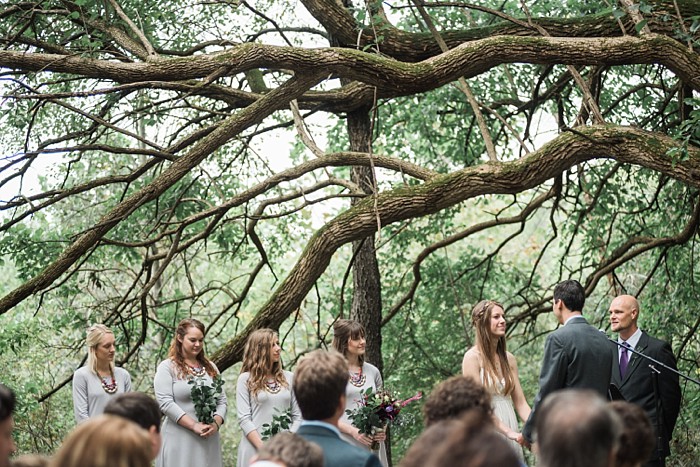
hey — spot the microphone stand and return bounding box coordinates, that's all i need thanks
[607,336,700,467]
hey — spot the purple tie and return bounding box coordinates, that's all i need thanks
[619,342,630,378]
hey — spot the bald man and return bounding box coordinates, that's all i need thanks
[609,295,681,467]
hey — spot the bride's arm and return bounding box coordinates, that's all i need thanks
[508,353,532,424]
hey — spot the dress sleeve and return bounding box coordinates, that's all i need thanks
[122,368,132,393]
[212,363,228,423]
[372,364,383,391]
[236,373,257,435]
[154,360,186,423]
[72,369,90,424]
[288,372,302,432]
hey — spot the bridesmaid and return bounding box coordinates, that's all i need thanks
[154,318,227,467]
[236,328,301,467]
[462,300,531,462]
[72,324,131,423]
[332,319,388,467]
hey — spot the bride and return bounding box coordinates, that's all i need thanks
[462,300,531,462]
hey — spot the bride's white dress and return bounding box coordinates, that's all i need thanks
[481,368,525,463]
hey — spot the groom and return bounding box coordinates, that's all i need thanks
[523,280,614,444]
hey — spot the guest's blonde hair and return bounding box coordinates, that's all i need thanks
[50,415,151,467]
[85,324,115,376]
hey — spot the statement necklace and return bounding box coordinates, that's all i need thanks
[349,367,366,387]
[188,364,206,378]
[265,379,282,394]
[100,375,118,394]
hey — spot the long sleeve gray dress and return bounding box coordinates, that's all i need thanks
[72,366,131,424]
[340,362,389,467]
[236,370,301,467]
[154,359,228,467]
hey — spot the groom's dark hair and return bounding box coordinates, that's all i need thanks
[553,280,585,312]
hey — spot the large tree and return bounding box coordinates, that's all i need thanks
[1,0,700,460]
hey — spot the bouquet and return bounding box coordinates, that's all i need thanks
[189,375,225,424]
[261,407,293,440]
[345,387,422,450]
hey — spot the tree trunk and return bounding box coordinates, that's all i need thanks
[347,105,389,464]
[347,108,384,373]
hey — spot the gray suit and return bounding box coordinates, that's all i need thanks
[297,424,382,467]
[523,316,614,442]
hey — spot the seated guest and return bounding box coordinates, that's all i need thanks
[293,350,381,467]
[535,389,622,467]
[49,414,151,467]
[104,392,163,459]
[422,375,492,427]
[251,432,323,467]
[1,385,17,467]
[419,411,520,467]
[609,401,654,467]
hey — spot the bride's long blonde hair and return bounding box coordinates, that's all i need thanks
[471,300,514,396]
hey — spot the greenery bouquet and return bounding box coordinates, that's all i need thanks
[346,387,422,450]
[189,375,225,424]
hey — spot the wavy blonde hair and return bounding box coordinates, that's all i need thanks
[168,318,217,379]
[331,319,365,366]
[241,328,287,396]
[86,324,115,377]
[471,300,514,396]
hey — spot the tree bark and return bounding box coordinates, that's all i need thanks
[347,108,384,374]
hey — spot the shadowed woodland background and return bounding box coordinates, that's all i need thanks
[1,0,700,464]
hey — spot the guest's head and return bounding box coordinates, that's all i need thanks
[103,392,162,459]
[470,300,514,395]
[608,295,640,341]
[242,329,287,395]
[50,414,151,467]
[535,389,622,467]
[251,432,323,467]
[332,319,366,365]
[293,350,348,423]
[10,454,50,467]
[609,401,654,467]
[422,375,492,427]
[0,384,17,467]
[85,324,116,374]
[553,280,585,314]
[168,318,216,378]
[400,419,463,467]
[422,410,519,467]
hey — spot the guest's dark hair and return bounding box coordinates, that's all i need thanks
[400,419,462,467]
[609,401,654,467]
[293,350,348,421]
[0,384,16,422]
[422,410,519,467]
[104,392,162,433]
[423,375,492,427]
[256,432,323,467]
[536,389,622,467]
[553,280,585,312]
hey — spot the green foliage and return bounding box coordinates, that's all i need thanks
[260,407,292,440]
[188,375,225,424]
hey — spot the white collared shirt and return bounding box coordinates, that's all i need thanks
[563,314,585,326]
[618,327,642,360]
